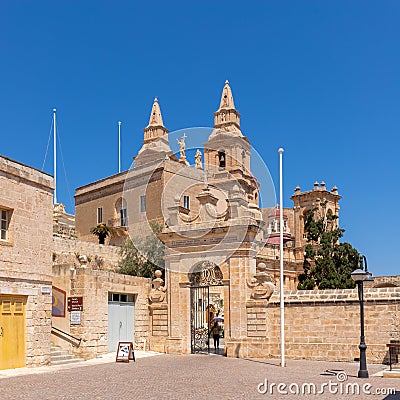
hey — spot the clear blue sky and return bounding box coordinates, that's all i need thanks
[1,1,399,276]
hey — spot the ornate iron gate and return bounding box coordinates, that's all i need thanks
[190,286,210,354]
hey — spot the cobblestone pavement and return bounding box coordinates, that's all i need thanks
[0,354,399,400]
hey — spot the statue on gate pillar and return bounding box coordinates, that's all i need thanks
[247,263,275,300]
[149,270,166,303]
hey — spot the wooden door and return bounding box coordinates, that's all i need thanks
[0,296,26,370]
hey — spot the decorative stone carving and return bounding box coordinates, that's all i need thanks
[176,133,189,165]
[53,203,66,213]
[189,261,223,286]
[149,270,166,303]
[78,255,88,267]
[248,263,275,300]
[195,149,202,169]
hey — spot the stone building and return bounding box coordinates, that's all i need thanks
[74,80,340,290]
[68,81,398,362]
[0,155,54,369]
[53,203,76,239]
[51,236,151,360]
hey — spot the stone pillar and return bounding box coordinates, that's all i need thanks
[226,263,275,358]
[165,268,187,354]
[149,303,168,352]
[148,270,169,352]
[225,250,259,357]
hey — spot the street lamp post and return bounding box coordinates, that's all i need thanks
[351,255,374,379]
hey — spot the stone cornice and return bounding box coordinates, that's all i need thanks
[268,287,400,306]
[0,154,54,190]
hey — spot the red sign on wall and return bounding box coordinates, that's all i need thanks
[67,297,83,311]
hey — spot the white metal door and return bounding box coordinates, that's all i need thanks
[108,301,135,352]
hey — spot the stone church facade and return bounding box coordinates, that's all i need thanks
[71,81,398,361]
[74,80,341,291]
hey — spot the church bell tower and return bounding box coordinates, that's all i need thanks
[203,80,259,206]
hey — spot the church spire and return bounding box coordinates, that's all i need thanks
[219,80,236,110]
[143,97,168,143]
[214,80,241,132]
[148,97,164,126]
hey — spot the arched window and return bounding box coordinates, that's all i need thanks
[183,195,190,210]
[115,198,127,227]
[218,151,226,168]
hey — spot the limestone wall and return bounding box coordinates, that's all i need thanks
[75,171,128,244]
[365,275,400,288]
[53,236,120,271]
[227,287,400,363]
[0,155,54,368]
[271,288,399,363]
[52,265,151,360]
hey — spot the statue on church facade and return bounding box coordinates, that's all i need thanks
[176,133,189,165]
[176,133,187,160]
[195,149,202,169]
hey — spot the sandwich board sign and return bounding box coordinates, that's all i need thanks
[116,342,135,363]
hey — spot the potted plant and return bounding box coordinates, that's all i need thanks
[90,224,113,245]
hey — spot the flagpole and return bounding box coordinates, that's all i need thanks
[118,121,121,173]
[278,147,285,367]
[53,108,57,204]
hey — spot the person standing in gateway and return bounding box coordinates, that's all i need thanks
[212,322,220,352]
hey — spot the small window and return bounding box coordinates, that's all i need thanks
[14,301,24,314]
[218,151,226,168]
[108,292,136,303]
[270,221,275,233]
[140,195,146,213]
[1,209,9,241]
[120,208,127,227]
[183,195,190,210]
[2,300,11,314]
[97,207,103,224]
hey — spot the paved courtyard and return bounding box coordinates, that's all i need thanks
[0,353,398,400]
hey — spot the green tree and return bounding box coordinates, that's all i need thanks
[90,224,113,245]
[119,221,165,278]
[297,207,359,290]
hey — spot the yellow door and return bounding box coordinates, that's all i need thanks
[0,296,26,370]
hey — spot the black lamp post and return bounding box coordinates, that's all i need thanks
[351,255,374,378]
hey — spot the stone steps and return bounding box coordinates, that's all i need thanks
[50,345,84,366]
[383,369,400,378]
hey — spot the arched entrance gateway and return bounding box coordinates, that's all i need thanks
[189,262,224,353]
[157,175,265,356]
[154,158,267,355]
[146,81,276,357]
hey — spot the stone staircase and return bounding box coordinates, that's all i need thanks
[51,344,84,366]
